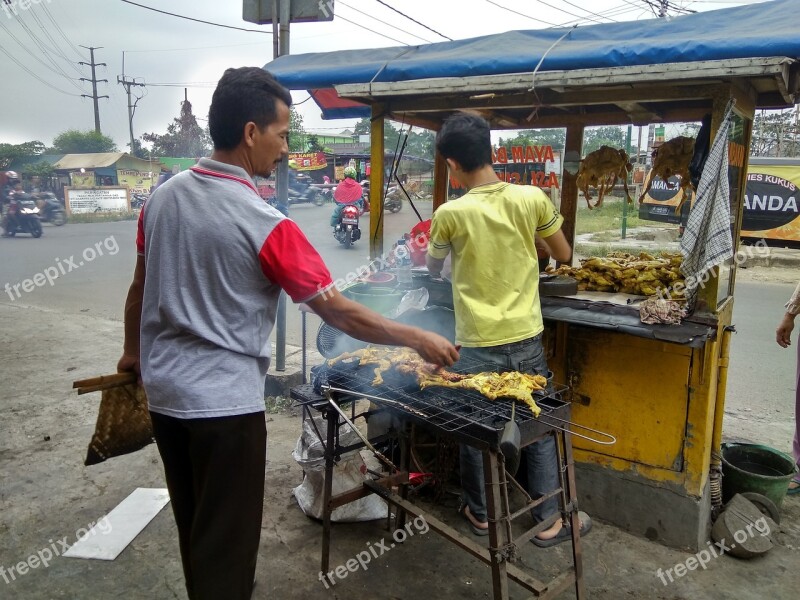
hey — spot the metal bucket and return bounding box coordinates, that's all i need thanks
[343,284,403,315]
[721,443,798,508]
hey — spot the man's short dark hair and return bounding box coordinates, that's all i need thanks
[209,67,293,150]
[435,113,493,172]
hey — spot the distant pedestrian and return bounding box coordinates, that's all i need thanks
[775,280,800,495]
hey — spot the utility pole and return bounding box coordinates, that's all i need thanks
[658,1,668,17]
[78,46,108,134]
[117,52,146,155]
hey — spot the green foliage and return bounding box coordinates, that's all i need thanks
[497,129,565,151]
[128,138,148,159]
[0,140,46,170]
[22,162,55,177]
[751,108,799,157]
[575,199,643,234]
[306,134,324,153]
[583,126,627,155]
[51,130,117,154]
[289,106,305,152]
[142,100,210,158]
[68,211,139,224]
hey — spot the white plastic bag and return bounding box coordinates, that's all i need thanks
[292,416,388,522]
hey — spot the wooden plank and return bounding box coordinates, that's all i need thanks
[560,125,583,254]
[336,57,793,98]
[433,150,448,211]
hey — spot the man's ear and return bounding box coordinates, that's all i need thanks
[242,122,257,148]
[445,157,460,173]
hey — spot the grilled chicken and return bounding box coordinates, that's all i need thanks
[327,346,545,415]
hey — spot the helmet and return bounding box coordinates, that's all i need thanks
[288,159,298,169]
[343,166,357,180]
[5,171,19,183]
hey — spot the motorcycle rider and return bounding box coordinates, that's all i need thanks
[330,166,364,227]
[2,171,21,235]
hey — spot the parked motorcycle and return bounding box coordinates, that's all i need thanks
[35,192,67,226]
[3,193,42,238]
[360,181,402,213]
[130,193,148,210]
[332,204,362,248]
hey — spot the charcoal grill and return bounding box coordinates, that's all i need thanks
[321,355,614,450]
[291,355,615,600]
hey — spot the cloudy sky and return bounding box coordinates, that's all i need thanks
[0,0,762,150]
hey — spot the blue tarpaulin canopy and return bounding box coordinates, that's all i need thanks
[265,0,800,120]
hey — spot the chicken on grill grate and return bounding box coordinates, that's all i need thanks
[327,346,545,416]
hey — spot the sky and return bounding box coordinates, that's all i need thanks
[0,0,768,151]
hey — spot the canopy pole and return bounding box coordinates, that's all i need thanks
[369,104,385,259]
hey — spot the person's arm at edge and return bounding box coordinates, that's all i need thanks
[117,255,145,377]
[426,254,446,278]
[777,280,800,348]
[537,229,571,264]
[307,288,459,367]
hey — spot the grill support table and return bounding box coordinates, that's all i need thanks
[290,384,586,600]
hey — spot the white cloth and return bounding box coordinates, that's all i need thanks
[680,100,735,292]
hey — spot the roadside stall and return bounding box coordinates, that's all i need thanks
[267,0,799,562]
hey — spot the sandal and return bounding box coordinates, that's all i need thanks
[458,501,489,536]
[531,511,592,548]
[788,480,800,496]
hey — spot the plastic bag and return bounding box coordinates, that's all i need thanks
[291,416,387,522]
[390,287,429,318]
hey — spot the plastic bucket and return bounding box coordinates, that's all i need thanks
[721,443,798,508]
[343,284,403,315]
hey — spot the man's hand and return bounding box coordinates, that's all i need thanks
[777,313,795,348]
[414,331,460,367]
[117,353,141,383]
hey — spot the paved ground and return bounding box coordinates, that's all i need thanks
[1,215,799,599]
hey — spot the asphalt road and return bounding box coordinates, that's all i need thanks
[0,201,432,347]
[0,207,797,453]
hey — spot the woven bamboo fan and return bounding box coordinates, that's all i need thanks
[73,373,154,466]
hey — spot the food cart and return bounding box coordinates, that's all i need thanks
[267,0,800,552]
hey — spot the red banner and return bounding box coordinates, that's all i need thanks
[289,152,327,171]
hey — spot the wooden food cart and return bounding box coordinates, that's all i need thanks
[267,0,800,550]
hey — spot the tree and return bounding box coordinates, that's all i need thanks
[0,140,46,169]
[498,129,566,152]
[289,106,306,152]
[51,130,117,154]
[583,126,627,155]
[142,99,210,158]
[128,138,148,159]
[751,109,798,157]
[306,134,324,153]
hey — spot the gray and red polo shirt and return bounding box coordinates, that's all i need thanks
[137,158,333,419]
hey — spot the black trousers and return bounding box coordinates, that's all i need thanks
[150,411,267,600]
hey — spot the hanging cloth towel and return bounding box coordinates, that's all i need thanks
[680,99,736,292]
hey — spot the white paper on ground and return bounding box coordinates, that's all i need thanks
[63,488,170,561]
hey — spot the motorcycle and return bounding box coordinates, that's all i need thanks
[360,181,402,213]
[288,174,324,206]
[332,204,362,248]
[130,193,148,210]
[34,192,67,226]
[3,194,43,238]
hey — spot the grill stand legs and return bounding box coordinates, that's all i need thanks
[316,417,585,599]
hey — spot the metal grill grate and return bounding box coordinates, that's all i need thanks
[323,356,572,447]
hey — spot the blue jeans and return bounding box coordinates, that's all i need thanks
[330,200,363,226]
[458,334,559,523]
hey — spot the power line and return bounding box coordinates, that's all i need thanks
[339,0,433,44]
[335,12,411,45]
[0,40,80,96]
[372,0,452,41]
[533,0,607,24]
[25,6,85,76]
[118,0,270,34]
[40,1,86,60]
[0,17,85,92]
[557,0,619,23]
[483,1,559,27]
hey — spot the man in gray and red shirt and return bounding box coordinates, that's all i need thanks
[119,67,457,600]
